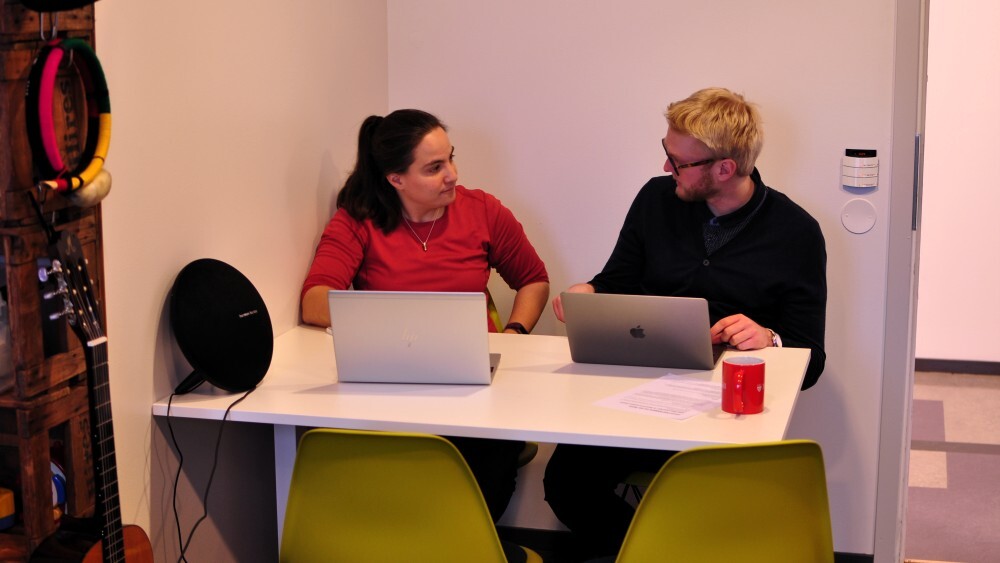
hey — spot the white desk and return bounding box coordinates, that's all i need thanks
[152,325,809,540]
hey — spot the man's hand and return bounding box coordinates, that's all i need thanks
[551,283,595,323]
[711,314,772,350]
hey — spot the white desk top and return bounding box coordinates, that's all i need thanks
[153,326,808,450]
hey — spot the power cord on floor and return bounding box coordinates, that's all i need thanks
[166,386,255,563]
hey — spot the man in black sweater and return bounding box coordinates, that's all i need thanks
[544,87,827,559]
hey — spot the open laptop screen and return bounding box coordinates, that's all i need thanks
[327,290,496,384]
[561,292,718,370]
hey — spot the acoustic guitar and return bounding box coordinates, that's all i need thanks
[31,231,152,562]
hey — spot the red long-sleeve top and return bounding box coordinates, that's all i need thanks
[302,186,548,331]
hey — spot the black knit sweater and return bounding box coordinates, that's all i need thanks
[590,169,827,389]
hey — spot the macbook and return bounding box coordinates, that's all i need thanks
[327,290,498,384]
[561,292,720,370]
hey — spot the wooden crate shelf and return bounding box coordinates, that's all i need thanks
[0,2,94,40]
[0,211,103,400]
[0,380,94,556]
[0,2,102,559]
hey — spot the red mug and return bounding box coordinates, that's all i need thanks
[721,356,765,414]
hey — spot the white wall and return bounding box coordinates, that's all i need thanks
[388,0,915,556]
[90,0,923,560]
[95,1,387,561]
[915,0,1000,363]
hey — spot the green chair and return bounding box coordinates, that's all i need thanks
[280,428,542,563]
[616,440,834,563]
[486,288,504,333]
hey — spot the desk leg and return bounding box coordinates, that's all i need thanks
[274,424,297,545]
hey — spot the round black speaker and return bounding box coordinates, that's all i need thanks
[169,259,273,394]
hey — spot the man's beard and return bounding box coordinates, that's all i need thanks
[675,168,719,202]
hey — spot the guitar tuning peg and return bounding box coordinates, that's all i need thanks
[48,303,74,321]
[43,287,68,300]
[37,260,63,283]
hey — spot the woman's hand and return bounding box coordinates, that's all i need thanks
[301,285,334,327]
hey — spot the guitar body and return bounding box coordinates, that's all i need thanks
[31,519,152,563]
[83,526,153,563]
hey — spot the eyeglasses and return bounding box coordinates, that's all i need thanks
[666,153,716,173]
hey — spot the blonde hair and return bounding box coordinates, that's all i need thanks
[666,87,763,176]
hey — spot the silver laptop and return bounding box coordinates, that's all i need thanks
[327,290,498,384]
[561,292,720,370]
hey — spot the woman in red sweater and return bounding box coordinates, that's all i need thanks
[300,109,549,524]
[301,109,548,332]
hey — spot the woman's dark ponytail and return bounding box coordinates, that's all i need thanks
[337,109,445,233]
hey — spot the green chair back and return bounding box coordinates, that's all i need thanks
[486,288,504,332]
[280,428,527,563]
[617,440,834,563]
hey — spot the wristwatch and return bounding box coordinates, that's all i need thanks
[767,328,782,347]
[505,322,529,334]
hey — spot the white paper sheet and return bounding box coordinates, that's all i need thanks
[595,374,721,420]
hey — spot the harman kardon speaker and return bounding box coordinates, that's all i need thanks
[169,259,273,394]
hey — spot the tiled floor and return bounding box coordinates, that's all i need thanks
[905,371,1000,563]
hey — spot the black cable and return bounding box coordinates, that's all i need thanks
[165,393,186,562]
[167,387,255,562]
[27,189,58,244]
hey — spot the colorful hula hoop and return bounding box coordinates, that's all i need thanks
[25,37,111,193]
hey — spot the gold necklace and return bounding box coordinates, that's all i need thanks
[402,216,437,251]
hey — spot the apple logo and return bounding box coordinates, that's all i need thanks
[402,328,418,348]
[629,325,645,338]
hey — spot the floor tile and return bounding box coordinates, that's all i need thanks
[911,399,946,442]
[913,372,1000,445]
[907,450,947,489]
[906,451,1000,563]
[907,372,1000,563]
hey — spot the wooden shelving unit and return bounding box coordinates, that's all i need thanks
[0,1,102,559]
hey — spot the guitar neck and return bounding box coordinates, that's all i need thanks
[33,231,150,563]
[83,339,127,563]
